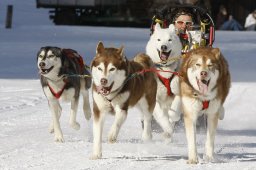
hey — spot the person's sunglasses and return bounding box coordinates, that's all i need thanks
[175,20,194,26]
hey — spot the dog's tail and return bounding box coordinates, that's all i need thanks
[133,53,154,69]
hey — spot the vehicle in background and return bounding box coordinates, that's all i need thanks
[36,0,152,27]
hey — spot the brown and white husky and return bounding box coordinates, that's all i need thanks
[90,42,157,159]
[179,47,231,164]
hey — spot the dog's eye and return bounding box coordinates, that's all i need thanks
[196,63,201,67]
[208,64,213,67]
[109,68,116,72]
[38,55,43,59]
[168,39,172,42]
[97,67,102,71]
[157,39,161,41]
[47,55,55,58]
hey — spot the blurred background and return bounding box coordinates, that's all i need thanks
[31,0,256,29]
[1,0,255,30]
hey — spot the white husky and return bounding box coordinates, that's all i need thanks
[146,23,182,140]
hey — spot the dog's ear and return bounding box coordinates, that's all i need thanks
[117,45,126,61]
[37,47,44,60]
[117,45,124,56]
[169,24,175,32]
[155,23,161,31]
[96,41,104,54]
[52,47,62,58]
[181,52,192,76]
[211,48,221,59]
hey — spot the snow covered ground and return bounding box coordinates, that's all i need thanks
[0,1,256,170]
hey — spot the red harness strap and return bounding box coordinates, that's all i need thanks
[47,82,67,99]
[157,73,175,96]
[136,68,180,96]
[202,100,210,110]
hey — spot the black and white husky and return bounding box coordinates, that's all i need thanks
[37,46,92,142]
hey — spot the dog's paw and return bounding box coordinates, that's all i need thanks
[89,153,102,160]
[48,124,54,133]
[70,122,80,130]
[108,129,117,143]
[84,109,92,120]
[163,132,172,144]
[187,158,199,164]
[203,155,214,163]
[203,154,223,163]
[168,109,181,122]
[54,134,64,143]
[142,133,152,142]
[162,132,173,140]
[108,135,117,144]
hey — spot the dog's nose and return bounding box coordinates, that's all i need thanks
[100,78,108,86]
[200,71,208,78]
[39,62,46,68]
[161,45,168,51]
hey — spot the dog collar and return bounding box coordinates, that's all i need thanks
[47,82,67,99]
[193,93,210,110]
[155,62,174,68]
[202,100,210,110]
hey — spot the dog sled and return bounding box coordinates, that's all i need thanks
[150,4,215,53]
[148,5,217,131]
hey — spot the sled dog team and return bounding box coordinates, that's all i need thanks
[37,24,231,164]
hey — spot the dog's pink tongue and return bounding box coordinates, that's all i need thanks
[96,86,105,94]
[96,85,109,95]
[198,81,208,95]
[160,53,168,61]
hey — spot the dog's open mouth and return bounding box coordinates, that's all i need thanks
[40,66,54,74]
[96,82,114,96]
[157,50,172,61]
[196,77,210,95]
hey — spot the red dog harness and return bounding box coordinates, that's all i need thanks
[47,49,85,99]
[48,82,67,99]
[157,73,175,96]
[202,100,210,110]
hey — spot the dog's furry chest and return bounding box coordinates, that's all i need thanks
[182,96,221,116]
[41,78,79,101]
[92,90,130,112]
